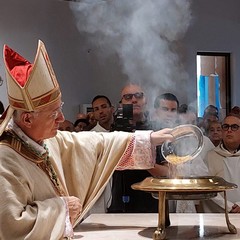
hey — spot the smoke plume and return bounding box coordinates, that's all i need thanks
[70,0,192,101]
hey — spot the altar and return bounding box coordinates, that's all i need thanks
[74,213,240,239]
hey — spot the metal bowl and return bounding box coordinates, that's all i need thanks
[132,176,238,238]
[132,176,237,195]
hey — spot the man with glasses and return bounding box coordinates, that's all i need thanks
[0,41,174,239]
[119,83,151,129]
[202,113,240,213]
[108,83,169,217]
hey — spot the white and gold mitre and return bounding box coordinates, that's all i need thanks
[0,40,61,135]
[4,40,61,111]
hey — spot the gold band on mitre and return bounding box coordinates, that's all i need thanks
[0,40,61,136]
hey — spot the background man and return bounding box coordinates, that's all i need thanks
[151,93,180,170]
[178,104,197,125]
[206,120,222,147]
[151,93,214,213]
[89,95,114,214]
[58,119,74,132]
[152,92,179,129]
[91,95,114,132]
[203,113,240,213]
[74,118,89,132]
[108,83,169,216]
[198,105,219,135]
[74,113,93,131]
[118,83,150,130]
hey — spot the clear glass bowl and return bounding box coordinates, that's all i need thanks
[161,124,204,165]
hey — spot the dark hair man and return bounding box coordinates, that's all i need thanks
[58,119,74,132]
[91,95,114,132]
[153,93,179,129]
[90,95,114,214]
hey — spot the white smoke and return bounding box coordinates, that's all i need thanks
[70,0,192,99]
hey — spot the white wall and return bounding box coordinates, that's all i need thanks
[0,0,239,121]
[183,0,240,107]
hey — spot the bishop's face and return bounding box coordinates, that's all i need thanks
[25,99,65,143]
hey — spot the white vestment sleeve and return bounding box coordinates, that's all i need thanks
[116,130,155,170]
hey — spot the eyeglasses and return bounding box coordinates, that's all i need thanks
[122,92,144,101]
[49,102,64,120]
[222,124,240,132]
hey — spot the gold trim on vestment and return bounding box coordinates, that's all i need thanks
[0,130,66,196]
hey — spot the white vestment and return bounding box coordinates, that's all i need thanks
[203,143,240,212]
[0,128,155,239]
